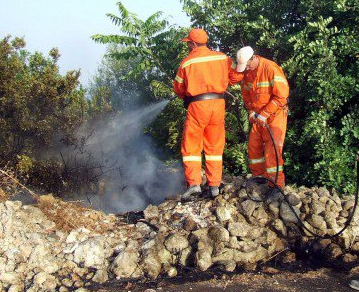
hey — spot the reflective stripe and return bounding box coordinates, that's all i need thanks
[273,76,288,85]
[271,100,279,107]
[182,55,227,69]
[257,81,273,88]
[249,157,265,164]
[267,166,284,173]
[175,75,183,83]
[183,156,201,162]
[231,62,236,70]
[205,155,222,161]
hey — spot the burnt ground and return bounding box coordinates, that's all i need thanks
[89,262,359,292]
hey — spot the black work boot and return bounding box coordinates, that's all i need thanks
[181,185,201,200]
[210,186,220,197]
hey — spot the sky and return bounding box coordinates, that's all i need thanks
[0,0,190,86]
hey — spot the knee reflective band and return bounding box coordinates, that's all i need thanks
[183,156,202,162]
[205,155,222,161]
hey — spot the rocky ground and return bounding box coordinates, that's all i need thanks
[0,175,358,291]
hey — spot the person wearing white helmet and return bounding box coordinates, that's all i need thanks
[236,46,289,191]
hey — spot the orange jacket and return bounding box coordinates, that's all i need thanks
[241,56,289,119]
[173,46,242,98]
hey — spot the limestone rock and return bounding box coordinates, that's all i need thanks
[216,206,232,222]
[227,222,251,237]
[143,253,162,279]
[164,234,189,251]
[73,237,109,268]
[280,202,300,224]
[208,226,230,243]
[196,251,212,271]
[144,205,159,220]
[110,248,140,278]
[92,269,108,283]
[271,219,287,237]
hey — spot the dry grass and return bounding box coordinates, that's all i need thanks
[0,168,118,233]
[0,187,7,201]
[37,194,117,233]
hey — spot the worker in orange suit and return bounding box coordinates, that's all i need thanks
[235,46,289,189]
[173,28,242,200]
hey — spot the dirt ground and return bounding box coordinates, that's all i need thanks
[89,267,359,292]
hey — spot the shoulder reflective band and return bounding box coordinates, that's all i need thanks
[182,55,227,69]
[267,166,284,173]
[257,81,273,88]
[205,155,222,161]
[183,156,202,162]
[273,76,288,85]
[249,157,265,164]
[175,75,183,83]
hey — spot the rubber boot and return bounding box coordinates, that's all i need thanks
[181,185,201,200]
[210,186,219,197]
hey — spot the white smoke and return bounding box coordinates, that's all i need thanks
[74,100,185,214]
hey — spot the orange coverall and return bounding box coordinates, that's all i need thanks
[241,56,289,187]
[173,46,242,187]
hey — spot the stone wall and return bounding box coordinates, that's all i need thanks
[0,176,358,291]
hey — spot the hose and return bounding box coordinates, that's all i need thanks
[245,122,359,239]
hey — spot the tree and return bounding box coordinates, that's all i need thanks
[91,1,187,100]
[181,0,359,193]
[0,36,113,193]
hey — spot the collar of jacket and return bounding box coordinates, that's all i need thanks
[189,46,210,56]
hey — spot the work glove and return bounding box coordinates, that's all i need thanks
[183,97,191,109]
[249,111,256,124]
[254,113,267,127]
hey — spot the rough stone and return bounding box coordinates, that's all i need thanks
[280,202,300,224]
[110,248,140,278]
[144,205,159,220]
[271,219,287,237]
[227,222,251,237]
[216,206,232,222]
[73,237,109,268]
[164,234,189,251]
[143,253,162,279]
[196,251,212,271]
[241,200,259,217]
[286,193,301,206]
[92,269,108,283]
[208,226,230,243]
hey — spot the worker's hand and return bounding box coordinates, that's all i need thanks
[249,112,257,124]
[255,114,267,127]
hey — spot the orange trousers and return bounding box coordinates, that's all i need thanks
[181,99,225,187]
[248,109,288,187]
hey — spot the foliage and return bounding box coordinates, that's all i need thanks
[180,0,359,193]
[91,1,188,101]
[0,36,112,193]
[88,48,153,111]
[94,0,358,193]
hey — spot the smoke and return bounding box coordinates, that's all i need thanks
[73,100,185,214]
